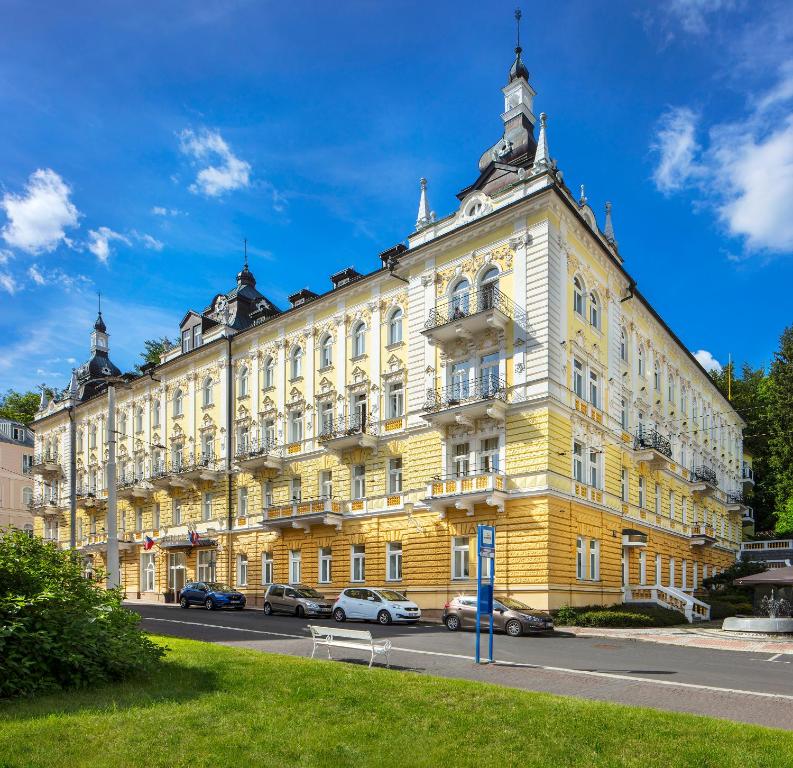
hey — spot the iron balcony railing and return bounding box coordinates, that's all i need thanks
[742,462,754,482]
[152,452,222,478]
[423,377,507,413]
[633,428,672,459]
[318,412,378,441]
[693,465,718,487]
[425,286,515,330]
[33,450,59,465]
[235,436,279,460]
[727,491,744,504]
[28,493,60,509]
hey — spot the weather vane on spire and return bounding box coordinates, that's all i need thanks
[514,8,522,52]
[243,238,248,270]
[97,290,102,316]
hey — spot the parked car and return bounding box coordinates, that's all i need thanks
[332,587,421,624]
[263,584,334,617]
[442,595,553,636]
[179,582,246,611]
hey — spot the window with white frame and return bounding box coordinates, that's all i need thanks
[317,401,333,437]
[576,536,600,580]
[388,457,402,494]
[682,496,688,524]
[202,492,212,521]
[669,490,675,520]
[620,328,628,362]
[290,346,303,379]
[654,361,661,391]
[238,486,248,518]
[172,443,184,471]
[319,547,332,583]
[172,388,183,417]
[655,554,662,585]
[386,542,402,581]
[452,536,470,579]
[237,553,248,586]
[588,448,600,488]
[589,369,600,409]
[352,464,365,500]
[453,442,470,477]
[573,276,585,316]
[202,376,213,406]
[320,334,333,368]
[621,468,628,502]
[638,476,645,508]
[135,406,143,433]
[90,424,97,448]
[135,506,143,530]
[238,365,249,397]
[319,470,332,499]
[668,557,675,588]
[289,550,301,584]
[620,397,628,430]
[451,278,470,315]
[639,551,647,585]
[480,352,499,394]
[638,347,645,377]
[290,477,302,502]
[352,321,366,358]
[197,550,216,582]
[450,362,470,400]
[141,552,156,592]
[388,307,403,345]
[261,551,273,584]
[152,400,161,428]
[22,486,33,506]
[182,329,191,353]
[481,437,500,473]
[387,381,404,418]
[655,483,661,515]
[573,358,584,398]
[589,291,600,329]
[668,375,674,403]
[153,503,160,530]
[262,480,272,509]
[201,432,214,461]
[573,441,584,483]
[193,325,202,349]
[236,425,249,455]
[172,499,182,526]
[262,418,276,447]
[264,356,275,388]
[289,410,303,443]
[351,545,365,582]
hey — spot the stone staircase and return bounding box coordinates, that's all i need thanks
[624,584,711,623]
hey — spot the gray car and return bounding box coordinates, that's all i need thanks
[263,584,334,618]
[442,595,554,636]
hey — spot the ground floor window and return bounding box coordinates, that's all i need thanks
[351,545,365,582]
[386,542,402,581]
[168,552,186,591]
[262,551,273,584]
[289,549,301,584]
[452,536,470,580]
[141,552,156,592]
[319,547,332,583]
[669,557,676,588]
[576,536,600,581]
[655,554,662,585]
[237,553,248,587]
[639,551,646,585]
[197,550,216,582]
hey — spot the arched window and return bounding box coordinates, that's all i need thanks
[173,388,183,417]
[89,424,97,449]
[22,486,32,506]
[637,347,645,377]
[654,361,661,391]
[668,375,675,403]
[589,292,600,329]
[202,376,213,407]
[479,267,499,309]
[451,278,470,317]
[620,328,628,362]
[352,322,366,358]
[290,346,303,379]
[23,523,33,538]
[238,365,249,397]
[118,411,127,437]
[152,399,161,427]
[388,308,403,345]
[573,277,585,317]
[263,356,275,388]
[320,335,333,368]
[135,406,143,433]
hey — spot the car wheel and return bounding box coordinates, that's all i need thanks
[205,597,215,611]
[505,619,523,637]
[295,605,304,618]
[445,614,460,632]
[333,608,346,622]
[263,602,273,615]
[377,610,392,625]
[179,597,190,609]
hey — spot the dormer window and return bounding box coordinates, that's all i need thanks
[192,325,202,349]
[182,330,191,354]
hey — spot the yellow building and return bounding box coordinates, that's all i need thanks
[30,46,750,618]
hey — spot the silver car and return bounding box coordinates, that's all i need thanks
[263,584,334,618]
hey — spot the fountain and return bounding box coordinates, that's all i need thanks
[723,586,793,634]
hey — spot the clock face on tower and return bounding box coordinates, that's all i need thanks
[101,366,112,376]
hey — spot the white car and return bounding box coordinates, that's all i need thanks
[332,587,421,625]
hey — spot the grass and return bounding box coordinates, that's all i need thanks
[1,636,791,768]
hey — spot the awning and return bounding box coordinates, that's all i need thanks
[734,565,793,587]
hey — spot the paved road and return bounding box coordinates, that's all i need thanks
[130,603,793,730]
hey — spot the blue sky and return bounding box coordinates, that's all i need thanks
[1,0,792,393]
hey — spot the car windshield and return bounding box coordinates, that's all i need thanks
[294,588,324,598]
[205,582,233,592]
[497,597,532,611]
[377,590,409,602]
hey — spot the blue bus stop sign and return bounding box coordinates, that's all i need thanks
[478,524,496,559]
[475,524,496,664]
[478,582,493,614]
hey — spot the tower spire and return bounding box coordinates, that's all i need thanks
[243,238,248,270]
[415,177,435,230]
[532,112,550,172]
[604,201,617,247]
[508,8,530,83]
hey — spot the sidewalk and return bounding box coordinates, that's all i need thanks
[562,624,793,653]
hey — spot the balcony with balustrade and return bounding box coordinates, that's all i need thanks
[78,531,137,554]
[422,378,507,428]
[76,486,108,509]
[318,413,378,455]
[689,465,718,498]
[424,470,508,517]
[725,490,751,516]
[741,461,755,487]
[30,451,61,478]
[117,468,155,501]
[422,287,514,352]
[27,493,63,517]
[151,453,224,490]
[689,523,716,547]
[261,497,345,533]
[632,428,673,469]
[235,436,283,472]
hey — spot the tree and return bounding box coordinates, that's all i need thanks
[769,326,793,535]
[0,388,48,425]
[135,337,172,372]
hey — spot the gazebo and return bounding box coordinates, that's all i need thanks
[733,565,793,610]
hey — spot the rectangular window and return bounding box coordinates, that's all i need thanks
[319,470,333,499]
[197,550,216,582]
[238,486,248,518]
[481,437,500,473]
[172,499,181,526]
[639,551,647,585]
[620,398,628,430]
[262,480,272,510]
[140,552,156,592]
[261,552,273,584]
[682,559,688,590]
[669,557,675,588]
[351,545,366,582]
[202,492,212,521]
[290,477,302,502]
[452,536,470,579]
[588,448,600,488]
[387,382,404,418]
[192,325,202,349]
[576,536,584,580]
[669,491,675,520]
[573,359,584,398]
[153,503,160,530]
[237,553,248,587]
[453,442,470,477]
[654,483,661,515]
[388,458,403,494]
[655,554,662,586]
[352,465,366,500]
[621,469,628,502]
[386,542,403,581]
[573,441,584,483]
[589,370,599,409]
[120,510,126,533]
[181,329,191,353]
[682,496,688,524]
[319,547,332,583]
[638,477,645,508]
[135,506,143,531]
[320,401,334,436]
[289,550,301,584]
[693,561,699,590]
[289,411,303,443]
[589,539,599,580]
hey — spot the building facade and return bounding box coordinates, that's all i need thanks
[0,419,35,534]
[30,47,749,612]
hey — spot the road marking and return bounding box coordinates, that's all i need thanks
[768,653,783,662]
[142,615,793,700]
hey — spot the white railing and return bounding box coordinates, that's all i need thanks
[741,539,793,552]
[624,584,711,622]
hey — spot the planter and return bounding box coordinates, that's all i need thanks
[722,616,793,634]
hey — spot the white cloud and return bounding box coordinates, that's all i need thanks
[665,0,736,35]
[0,249,12,265]
[151,206,183,216]
[0,272,17,294]
[136,232,164,251]
[179,128,251,197]
[86,226,130,264]
[0,169,80,254]
[651,65,793,255]
[28,264,46,285]
[693,349,722,372]
[651,107,703,194]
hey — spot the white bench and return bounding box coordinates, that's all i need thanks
[308,625,392,668]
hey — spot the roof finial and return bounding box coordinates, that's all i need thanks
[415,177,436,231]
[579,184,587,206]
[508,9,529,82]
[515,8,522,52]
[604,201,618,248]
[243,238,248,270]
[532,112,550,173]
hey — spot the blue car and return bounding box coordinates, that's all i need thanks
[179,581,246,610]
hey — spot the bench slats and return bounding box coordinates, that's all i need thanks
[307,624,391,668]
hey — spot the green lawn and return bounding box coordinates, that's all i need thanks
[1,636,790,768]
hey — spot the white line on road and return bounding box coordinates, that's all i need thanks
[142,616,793,702]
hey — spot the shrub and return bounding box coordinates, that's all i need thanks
[575,610,651,628]
[708,600,754,620]
[555,604,579,625]
[0,530,163,699]
[553,603,684,627]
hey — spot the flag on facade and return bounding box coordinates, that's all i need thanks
[190,529,200,546]
[143,535,155,551]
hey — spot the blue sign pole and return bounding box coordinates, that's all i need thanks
[475,542,482,664]
[476,524,496,664]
